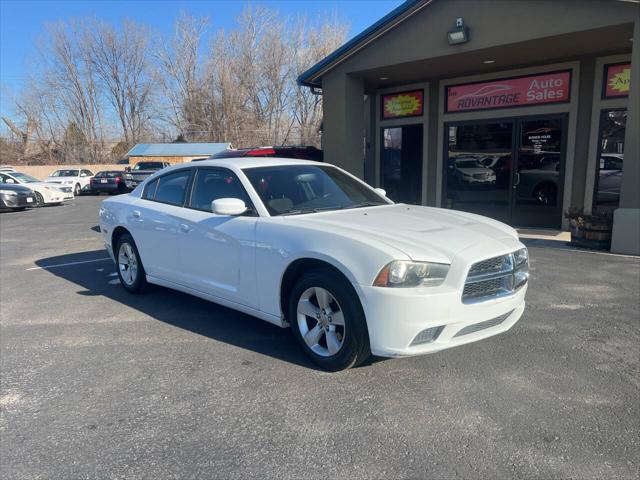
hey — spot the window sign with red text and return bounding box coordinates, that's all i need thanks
[603,63,631,99]
[446,70,571,113]
[382,90,424,119]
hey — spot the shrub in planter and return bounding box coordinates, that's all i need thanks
[564,208,613,250]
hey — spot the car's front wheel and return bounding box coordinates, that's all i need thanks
[74,183,81,196]
[116,233,147,293]
[33,191,44,207]
[289,269,370,371]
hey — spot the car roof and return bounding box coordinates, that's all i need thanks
[184,157,324,170]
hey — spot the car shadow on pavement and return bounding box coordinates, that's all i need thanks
[35,250,383,371]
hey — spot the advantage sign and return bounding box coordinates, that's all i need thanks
[382,90,424,119]
[603,63,631,99]
[446,70,571,113]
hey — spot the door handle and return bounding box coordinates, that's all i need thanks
[513,173,520,187]
[180,223,191,233]
[132,210,141,218]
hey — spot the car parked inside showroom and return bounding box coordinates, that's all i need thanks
[90,170,128,195]
[45,168,94,196]
[99,158,528,371]
[0,182,36,212]
[0,168,73,206]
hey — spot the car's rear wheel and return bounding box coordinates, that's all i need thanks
[33,191,44,207]
[74,183,81,196]
[289,269,370,371]
[116,233,147,293]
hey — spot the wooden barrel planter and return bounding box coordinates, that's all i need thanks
[569,219,612,250]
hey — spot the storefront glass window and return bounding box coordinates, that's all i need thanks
[445,122,513,223]
[594,109,626,213]
[381,125,422,204]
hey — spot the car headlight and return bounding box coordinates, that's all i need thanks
[513,248,529,288]
[0,189,18,196]
[373,260,450,288]
[514,247,528,267]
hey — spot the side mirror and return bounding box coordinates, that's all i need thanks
[373,187,387,197]
[211,198,247,216]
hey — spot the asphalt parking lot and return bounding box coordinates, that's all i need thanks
[1,196,639,479]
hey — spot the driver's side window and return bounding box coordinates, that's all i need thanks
[189,168,255,215]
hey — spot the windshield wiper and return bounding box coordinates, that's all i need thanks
[282,205,345,216]
[345,201,384,209]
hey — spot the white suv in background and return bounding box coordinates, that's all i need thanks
[45,168,94,196]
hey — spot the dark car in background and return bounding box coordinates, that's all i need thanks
[199,146,323,162]
[90,171,128,195]
[124,161,170,190]
[0,183,36,212]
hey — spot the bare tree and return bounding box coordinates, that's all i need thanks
[86,19,153,147]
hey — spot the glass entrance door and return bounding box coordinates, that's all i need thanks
[444,115,567,228]
[512,116,566,228]
[445,120,514,223]
[381,125,423,204]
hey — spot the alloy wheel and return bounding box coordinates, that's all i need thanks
[118,242,138,286]
[34,191,44,207]
[74,184,81,196]
[297,287,346,357]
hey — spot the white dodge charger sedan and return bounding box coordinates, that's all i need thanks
[99,158,528,371]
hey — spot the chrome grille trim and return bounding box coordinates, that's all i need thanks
[462,251,528,304]
[454,310,514,337]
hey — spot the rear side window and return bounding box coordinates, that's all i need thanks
[153,170,192,206]
[189,168,254,214]
[143,178,158,199]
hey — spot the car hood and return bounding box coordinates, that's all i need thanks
[291,204,519,263]
[0,183,33,193]
[45,177,76,182]
[456,167,494,175]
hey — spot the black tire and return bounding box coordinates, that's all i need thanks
[33,191,44,207]
[115,233,148,293]
[74,183,81,196]
[288,268,370,371]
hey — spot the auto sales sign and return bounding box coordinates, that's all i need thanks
[446,70,571,113]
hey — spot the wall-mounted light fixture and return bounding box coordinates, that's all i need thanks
[447,17,469,45]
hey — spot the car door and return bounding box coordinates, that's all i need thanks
[174,167,258,308]
[129,168,193,282]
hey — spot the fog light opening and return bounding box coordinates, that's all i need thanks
[410,326,444,346]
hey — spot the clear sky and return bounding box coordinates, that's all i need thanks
[0,0,403,117]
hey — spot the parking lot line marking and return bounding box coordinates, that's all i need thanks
[26,257,111,271]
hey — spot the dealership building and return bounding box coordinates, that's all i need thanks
[298,0,639,254]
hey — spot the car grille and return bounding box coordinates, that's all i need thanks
[462,251,528,304]
[453,310,514,337]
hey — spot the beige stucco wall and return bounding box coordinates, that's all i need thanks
[15,165,123,181]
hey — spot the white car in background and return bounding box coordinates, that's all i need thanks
[99,158,528,371]
[454,158,497,185]
[0,169,73,207]
[45,168,94,196]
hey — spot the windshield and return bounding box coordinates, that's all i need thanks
[243,165,387,216]
[133,162,165,171]
[95,171,120,178]
[10,172,39,183]
[456,160,483,169]
[51,169,79,177]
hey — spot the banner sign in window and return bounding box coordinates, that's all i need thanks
[382,90,424,119]
[603,63,631,99]
[446,70,571,113]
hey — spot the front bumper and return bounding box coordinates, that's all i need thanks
[360,284,526,357]
[1,192,35,208]
[359,238,528,358]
